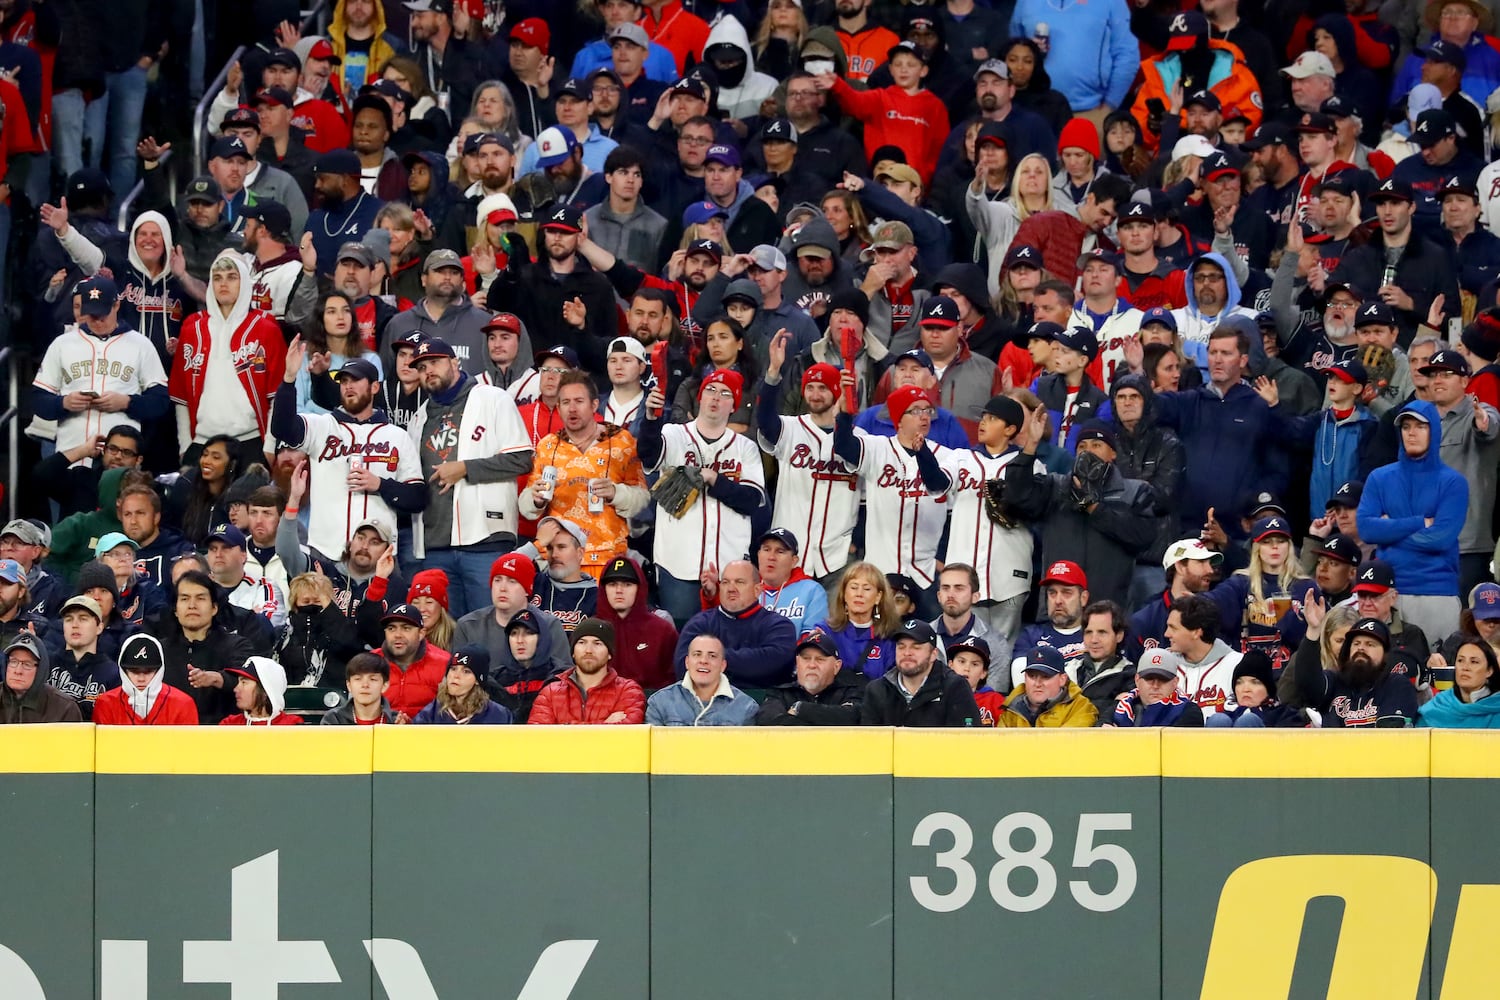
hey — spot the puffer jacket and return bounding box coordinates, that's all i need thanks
[999,680,1099,728]
[1108,374,1183,568]
[380,639,451,719]
[860,663,981,727]
[527,667,647,724]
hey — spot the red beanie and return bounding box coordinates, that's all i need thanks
[887,385,931,424]
[699,368,744,410]
[1059,117,1101,161]
[489,552,537,593]
[407,570,450,611]
[802,363,841,394]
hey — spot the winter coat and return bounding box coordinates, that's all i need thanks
[155,625,250,725]
[998,680,1099,728]
[1417,689,1500,729]
[1076,653,1136,717]
[380,640,451,720]
[862,663,982,727]
[1011,208,1110,286]
[1286,403,1380,520]
[412,696,513,725]
[1108,374,1183,567]
[453,607,571,721]
[1331,233,1458,345]
[486,245,619,377]
[757,670,867,725]
[1357,400,1469,597]
[527,667,646,724]
[328,0,398,86]
[645,676,758,726]
[1108,690,1204,727]
[1130,39,1262,151]
[1003,453,1158,605]
[1034,371,1109,455]
[674,603,797,688]
[277,604,362,688]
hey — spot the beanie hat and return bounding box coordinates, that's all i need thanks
[407,569,450,611]
[802,363,842,394]
[887,385,931,424]
[1058,117,1101,161]
[223,464,270,507]
[1231,651,1275,695]
[76,559,119,602]
[571,617,616,657]
[699,368,744,410]
[828,286,871,327]
[449,645,491,682]
[1462,308,1500,363]
[490,552,537,593]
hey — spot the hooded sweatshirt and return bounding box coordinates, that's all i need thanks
[1171,251,1256,373]
[703,17,778,120]
[780,218,854,320]
[47,466,129,581]
[829,74,950,187]
[1176,637,1243,719]
[1356,399,1469,596]
[329,0,399,90]
[220,656,302,725]
[0,638,82,723]
[600,558,678,689]
[91,635,200,725]
[169,250,288,448]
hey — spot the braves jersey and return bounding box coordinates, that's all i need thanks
[33,327,168,458]
[291,413,422,559]
[856,436,951,588]
[760,416,860,578]
[940,447,1039,603]
[647,423,766,581]
[603,390,645,427]
[1177,645,1242,719]
[225,576,288,631]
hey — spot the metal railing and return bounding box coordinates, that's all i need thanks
[117,149,173,230]
[193,44,247,178]
[0,347,17,521]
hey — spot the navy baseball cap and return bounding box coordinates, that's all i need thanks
[946,635,991,665]
[209,135,253,161]
[1023,646,1067,676]
[411,337,458,361]
[885,573,920,602]
[1328,358,1369,385]
[463,131,513,155]
[1356,301,1396,327]
[381,602,423,627]
[686,238,723,261]
[1054,326,1099,360]
[757,527,799,554]
[1353,559,1396,594]
[1004,243,1042,268]
[1241,121,1291,150]
[918,295,960,328]
[1315,533,1363,566]
[76,274,119,317]
[1184,89,1220,111]
[895,348,936,373]
[761,117,798,143]
[1421,349,1471,376]
[1295,111,1337,135]
[1203,151,1238,181]
[1077,247,1124,272]
[1421,38,1468,71]
[536,344,581,368]
[1140,306,1177,333]
[336,358,381,382]
[1350,616,1392,648]
[241,198,292,239]
[1075,420,1116,450]
[1244,490,1287,517]
[1118,201,1156,224]
[315,148,362,175]
[1370,177,1414,203]
[504,608,543,635]
[1326,480,1363,509]
[206,523,247,549]
[796,627,839,656]
[540,203,584,233]
[1026,320,1064,342]
[1440,174,1480,201]
[1251,515,1292,543]
[894,619,938,645]
[1413,109,1458,148]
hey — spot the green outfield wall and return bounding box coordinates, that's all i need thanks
[0,726,1493,999]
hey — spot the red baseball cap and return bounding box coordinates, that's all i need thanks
[1041,560,1087,588]
[306,38,340,63]
[802,363,841,394]
[699,369,744,409]
[510,17,550,54]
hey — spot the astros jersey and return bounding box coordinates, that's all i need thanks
[33,326,168,458]
[856,435,951,588]
[760,415,860,578]
[291,413,422,559]
[940,447,1039,603]
[648,423,766,582]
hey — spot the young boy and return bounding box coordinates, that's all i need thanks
[92,633,199,725]
[221,657,303,725]
[945,636,1004,726]
[1282,357,1378,519]
[1026,321,1059,375]
[412,646,514,724]
[815,42,949,184]
[1034,326,1107,452]
[320,651,399,724]
[48,595,120,719]
[887,574,920,619]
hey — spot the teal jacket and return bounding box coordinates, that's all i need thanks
[1417,689,1500,729]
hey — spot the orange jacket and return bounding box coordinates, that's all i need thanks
[528,424,647,573]
[637,0,709,74]
[527,667,646,724]
[837,24,899,83]
[1130,40,1263,152]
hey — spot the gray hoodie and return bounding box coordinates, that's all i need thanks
[1438,394,1500,553]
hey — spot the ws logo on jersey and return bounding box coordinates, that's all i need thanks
[316,436,402,470]
[787,444,856,488]
[64,359,137,385]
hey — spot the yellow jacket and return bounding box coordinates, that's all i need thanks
[999,682,1099,728]
[329,0,399,87]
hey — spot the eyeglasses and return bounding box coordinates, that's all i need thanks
[678,135,713,146]
[703,387,737,399]
[905,406,935,418]
[104,443,140,459]
[5,657,36,670]
[539,366,571,375]
[1441,5,1476,17]
[786,89,818,100]
[592,84,621,94]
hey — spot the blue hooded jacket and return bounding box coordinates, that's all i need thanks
[1355,399,1469,596]
[1417,688,1500,729]
[1176,252,1249,373]
[1300,403,1378,519]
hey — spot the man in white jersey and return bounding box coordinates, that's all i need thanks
[205,523,289,632]
[602,336,648,427]
[32,275,170,463]
[940,393,1040,674]
[756,328,860,581]
[270,335,426,560]
[638,368,767,627]
[835,383,953,620]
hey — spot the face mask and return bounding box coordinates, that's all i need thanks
[713,58,747,88]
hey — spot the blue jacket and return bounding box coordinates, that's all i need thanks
[518,124,618,178]
[569,38,680,84]
[1293,404,1378,520]
[812,619,897,680]
[645,679,759,726]
[411,698,515,724]
[1356,400,1469,596]
[1390,33,1500,110]
[1417,689,1500,729]
[1153,381,1287,536]
[674,603,797,687]
[759,574,829,634]
[1010,0,1139,110]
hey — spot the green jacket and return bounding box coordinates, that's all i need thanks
[47,467,130,583]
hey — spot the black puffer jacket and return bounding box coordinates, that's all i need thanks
[1108,373,1184,569]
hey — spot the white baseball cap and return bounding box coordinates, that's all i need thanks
[1281,51,1335,79]
[1170,134,1217,161]
[608,336,647,361]
[1161,538,1225,570]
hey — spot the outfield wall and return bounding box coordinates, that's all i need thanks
[1,726,1493,999]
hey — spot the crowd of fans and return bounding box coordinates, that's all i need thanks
[7,0,1500,729]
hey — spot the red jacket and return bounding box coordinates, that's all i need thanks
[527,667,646,724]
[1011,210,1113,287]
[598,557,679,689]
[291,98,351,153]
[830,77,950,186]
[219,712,304,725]
[169,307,287,441]
[637,0,709,74]
[1118,263,1188,311]
[92,686,200,726]
[383,640,451,718]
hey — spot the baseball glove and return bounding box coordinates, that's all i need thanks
[982,478,1021,528]
[652,466,705,518]
[1359,343,1396,390]
[1071,450,1110,509]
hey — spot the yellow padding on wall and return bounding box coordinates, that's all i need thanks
[651,727,892,775]
[895,728,1161,778]
[1162,729,1430,779]
[94,726,373,775]
[374,724,651,773]
[0,723,94,773]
